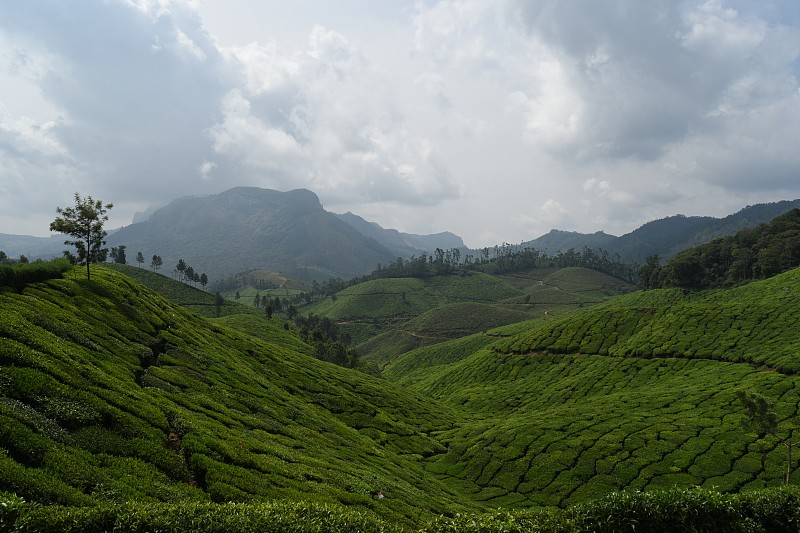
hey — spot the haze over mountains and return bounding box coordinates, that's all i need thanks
[1,186,799,281]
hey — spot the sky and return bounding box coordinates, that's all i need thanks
[1,1,800,248]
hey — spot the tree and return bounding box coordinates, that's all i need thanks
[109,245,127,264]
[136,251,145,268]
[49,193,113,281]
[200,273,208,290]
[265,304,273,320]
[151,255,163,272]
[254,292,261,309]
[185,266,195,285]
[176,259,187,281]
[215,291,225,317]
[737,390,800,485]
[235,290,240,301]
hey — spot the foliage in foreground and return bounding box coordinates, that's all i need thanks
[428,486,800,533]
[0,266,465,527]
[3,486,800,532]
[0,492,399,533]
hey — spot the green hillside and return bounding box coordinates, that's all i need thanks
[381,267,800,509]
[0,266,471,527]
[306,272,522,320]
[5,261,800,530]
[305,267,634,366]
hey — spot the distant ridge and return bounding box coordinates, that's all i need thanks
[2,191,799,275]
[335,211,467,258]
[522,199,800,263]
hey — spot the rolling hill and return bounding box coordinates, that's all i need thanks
[302,267,635,368]
[3,257,800,529]
[0,265,474,528]
[381,266,800,510]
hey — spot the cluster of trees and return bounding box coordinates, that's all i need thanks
[640,209,800,290]
[213,272,279,293]
[292,314,359,368]
[130,250,165,272]
[0,251,29,265]
[109,245,127,264]
[370,245,637,283]
[175,258,208,289]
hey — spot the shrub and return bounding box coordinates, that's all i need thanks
[0,259,71,291]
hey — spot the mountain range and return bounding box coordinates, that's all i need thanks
[1,187,799,281]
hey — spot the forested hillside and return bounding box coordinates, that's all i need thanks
[643,208,800,290]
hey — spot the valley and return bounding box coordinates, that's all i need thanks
[2,201,800,531]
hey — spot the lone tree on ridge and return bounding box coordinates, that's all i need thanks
[49,192,113,281]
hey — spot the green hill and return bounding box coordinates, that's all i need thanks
[0,266,472,527]
[306,272,522,320]
[311,267,634,366]
[3,261,800,529]
[381,267,800,509]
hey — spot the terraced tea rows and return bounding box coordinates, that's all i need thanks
[383,268,800,509]
[0,267,471,527]
[498,267,800,372]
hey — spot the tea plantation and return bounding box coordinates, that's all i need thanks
[3,263,800,531]
[0,266,470,528]
[382,267,800,514]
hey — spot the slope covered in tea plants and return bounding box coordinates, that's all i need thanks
[383,268,800,508]
[309,267,634,366]
[500,265,800,372]
[0,266,472,526]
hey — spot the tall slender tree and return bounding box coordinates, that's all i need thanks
[49,193,113,281]
[176,259,187,281]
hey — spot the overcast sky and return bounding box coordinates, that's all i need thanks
[1,0,799,247]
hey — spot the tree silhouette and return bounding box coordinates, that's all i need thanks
[136,251,145,268]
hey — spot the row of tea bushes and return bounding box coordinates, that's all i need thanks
[0,493,400,532]
[4,486,799,532]
[428,486,800,532]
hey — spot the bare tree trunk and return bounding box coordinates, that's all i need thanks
[786,438,793,485]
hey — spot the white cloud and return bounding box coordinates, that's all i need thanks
[1,0,799,248]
